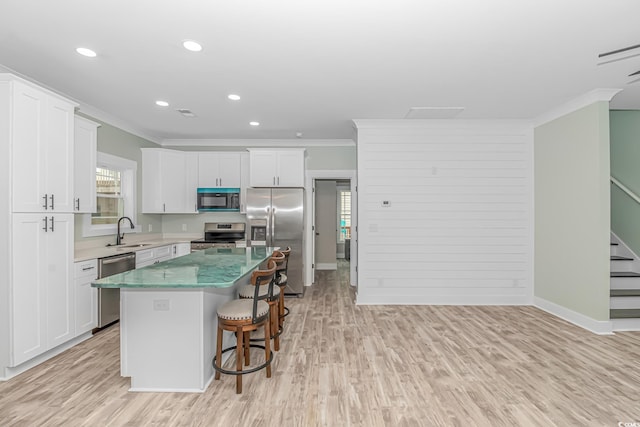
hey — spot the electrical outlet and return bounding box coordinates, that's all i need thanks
[153,299,170,311]
[182,224,187,232]
[148,224,152,232]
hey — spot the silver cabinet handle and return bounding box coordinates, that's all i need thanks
[273,176,276,186]
[82,266,95,271]
[75,198,80,211]
[43,194,48,210]
[277,176,280,185]
[50,194,54,210]
[50,216,54,232]
[163,203,166,212]
[42,216,48,232]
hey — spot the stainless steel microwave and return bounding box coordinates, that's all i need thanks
[197,188,240,212]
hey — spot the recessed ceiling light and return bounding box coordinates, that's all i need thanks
[183,40,202,52]
[155,100,169,107]
[76,47,97,57]
[249,121,260,126]
[228,94,241,101]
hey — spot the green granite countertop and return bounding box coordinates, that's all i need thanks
[92,247,274,289]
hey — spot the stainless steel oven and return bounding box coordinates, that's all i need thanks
[190,222,246,252]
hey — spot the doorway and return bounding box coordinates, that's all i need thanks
[304,170,357,290]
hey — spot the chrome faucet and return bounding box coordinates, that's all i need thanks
[116,216,135,245]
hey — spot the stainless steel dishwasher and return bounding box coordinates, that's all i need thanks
[97,252,136,328]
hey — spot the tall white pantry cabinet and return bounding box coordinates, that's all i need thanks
[0,74,78,375]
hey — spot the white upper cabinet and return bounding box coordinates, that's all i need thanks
[198,152,241,188]
[142,148,198,214]
[240,152,249,213]
[73,116,99,213]
[1,76,76,213]
[248,148,305,187]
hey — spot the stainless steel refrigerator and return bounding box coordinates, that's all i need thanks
[246,188,304,296]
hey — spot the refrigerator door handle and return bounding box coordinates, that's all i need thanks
[271,207,276,244]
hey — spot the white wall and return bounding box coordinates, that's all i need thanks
[354,120,533,305]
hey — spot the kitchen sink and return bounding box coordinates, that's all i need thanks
[118,243,152,249]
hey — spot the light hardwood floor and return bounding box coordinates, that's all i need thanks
[1,261,640,426]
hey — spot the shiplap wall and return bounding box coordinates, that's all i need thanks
[354,120,533,305]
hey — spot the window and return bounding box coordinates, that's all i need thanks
[93,167,123,225]
[83,152,137,237]
[338,190,351,242]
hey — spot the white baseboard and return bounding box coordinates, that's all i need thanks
[1,332,94,381]
[534,297,613,335]
[612,318,640,332]
[316,263,337,270]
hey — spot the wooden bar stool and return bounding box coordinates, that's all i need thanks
[275,247,291,330]
[238,258,282,351]
[213,262,276,394]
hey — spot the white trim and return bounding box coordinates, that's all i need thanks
[161,139,355,147]
[2,332,93,381]
[82,152,139,238]
[356,295,531,305]
[0,66,160,144]
[352,119,533,131]
[534,296,614,335]
[316,263,337,270]
[612,318,640,332]
[533,88,622,127]
[305,169,357,288]
[77,104,162,144]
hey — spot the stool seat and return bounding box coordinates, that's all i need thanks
[217,299,269,321]
[238,284,280,299]
[276,273,287,285]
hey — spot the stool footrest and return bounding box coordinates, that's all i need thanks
[248,325,283,342]
[213,345,274,376]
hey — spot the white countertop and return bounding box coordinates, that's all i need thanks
[74,238,192,262]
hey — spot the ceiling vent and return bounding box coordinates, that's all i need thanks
[176,109,197,118]
[405,107,464,119]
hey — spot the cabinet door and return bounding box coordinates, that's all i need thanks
[46,214,75,348]
[249,151,278,187]
[141,149,163,213]
[185,153,199,213]
[74,116,98,213]
[11,82,46,212]
[160,150,186,213]
[172,243,191,258]
[75,260,98,335]
[44,97,75,212]
[217,153,241,187]
[11,214,47,366]
[198,152,220,187]
[276,150,305,187]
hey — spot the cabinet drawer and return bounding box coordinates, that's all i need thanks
[74,259,98,279]
[135,249,155,266]
[154,245,172,259]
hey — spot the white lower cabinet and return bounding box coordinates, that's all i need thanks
[136,245,174,268]
[11,213,74,366]
[172,243,191,258]
[74,259,98,335]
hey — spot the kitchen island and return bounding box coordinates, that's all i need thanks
[92,246,274,393]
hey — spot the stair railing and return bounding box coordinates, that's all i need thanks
[611,176,640,205]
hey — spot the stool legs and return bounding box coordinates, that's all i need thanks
[215,325,223,380]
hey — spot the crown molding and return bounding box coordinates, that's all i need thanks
[533,88,622,127]
[160,138,355,148]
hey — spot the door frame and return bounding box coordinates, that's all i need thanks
[304,169,357,289]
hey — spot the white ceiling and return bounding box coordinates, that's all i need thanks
[2,0,640,144]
